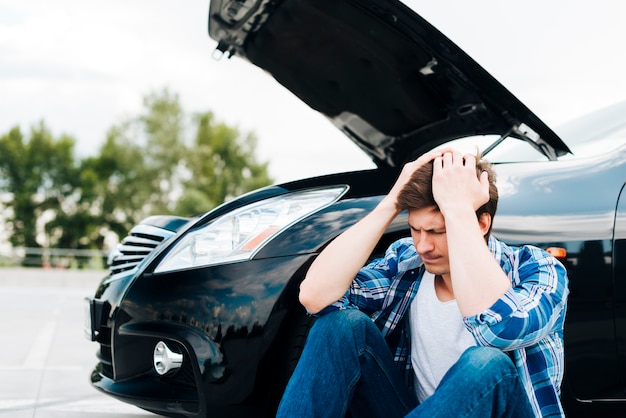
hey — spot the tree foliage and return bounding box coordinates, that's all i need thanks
[0,89,273,264]
[0,122,78,249]
[181,111,272,215]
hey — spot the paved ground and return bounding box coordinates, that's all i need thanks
[0,268,157,417]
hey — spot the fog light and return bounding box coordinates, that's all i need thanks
[153,341,183,375]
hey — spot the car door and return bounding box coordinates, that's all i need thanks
[614,183,626,395]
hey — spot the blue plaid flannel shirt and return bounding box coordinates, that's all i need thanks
[321,235,569,417]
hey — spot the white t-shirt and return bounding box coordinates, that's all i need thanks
[409,272,476,402]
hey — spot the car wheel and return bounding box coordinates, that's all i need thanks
[266,309,317,414]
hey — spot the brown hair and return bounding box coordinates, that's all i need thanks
[396,153,499,235]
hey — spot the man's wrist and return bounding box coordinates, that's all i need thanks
[439,203,476,220]
[377,196,401,215]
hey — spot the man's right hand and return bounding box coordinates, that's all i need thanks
[383,148,452,210]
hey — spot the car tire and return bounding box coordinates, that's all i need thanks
[266,309,316,414]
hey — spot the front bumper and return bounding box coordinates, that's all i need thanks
[85,252,315,417]
[90,364,200,416]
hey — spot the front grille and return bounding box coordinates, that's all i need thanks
[96,325,113,378]
[109,224,176,276]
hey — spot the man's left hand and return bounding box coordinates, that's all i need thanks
[432,151,490,215]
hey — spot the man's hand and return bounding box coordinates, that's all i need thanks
[432,151,490,216]
[384,148,452,210]
[430,150,510,317]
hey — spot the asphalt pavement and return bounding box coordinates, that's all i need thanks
[0,268,157,417]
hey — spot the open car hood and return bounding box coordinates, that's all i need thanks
[208,0,570,168]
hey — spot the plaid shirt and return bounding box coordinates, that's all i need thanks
[322,235,569,417]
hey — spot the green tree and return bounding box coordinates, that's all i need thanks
[0,89,273,265]
[140,89,189,213]
[93,88,273,219]
[75,123,151,246]
[0,122,79,265]
[178,111,272,215]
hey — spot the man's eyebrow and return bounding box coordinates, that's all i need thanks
[408,223,445,232]
[407,221,421,231]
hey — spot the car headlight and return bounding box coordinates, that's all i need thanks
[154,186,348,273]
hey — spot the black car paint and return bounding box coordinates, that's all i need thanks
[493,146,626,414]
[89,171,404,416]
[89,144,626,416]
[209,0,569,165]
[85,0,626,416]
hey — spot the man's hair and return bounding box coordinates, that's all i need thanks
[396,152,499,236]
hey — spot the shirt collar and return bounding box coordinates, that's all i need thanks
[487,235,503,264]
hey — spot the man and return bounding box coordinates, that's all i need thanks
[276,149,569,417]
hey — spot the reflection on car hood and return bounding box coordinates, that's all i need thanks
[208,0,570,167]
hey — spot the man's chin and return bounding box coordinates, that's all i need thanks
[423,264,448,276]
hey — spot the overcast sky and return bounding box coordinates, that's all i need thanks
[1,0,625,183]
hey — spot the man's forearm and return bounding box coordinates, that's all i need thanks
[299,198,399,314]
[443,207,510,317]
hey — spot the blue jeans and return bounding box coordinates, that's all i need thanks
[276,309,535,418]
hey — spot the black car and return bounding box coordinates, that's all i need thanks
[84,0,626,416]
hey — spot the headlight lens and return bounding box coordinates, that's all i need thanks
[154,186,348,273]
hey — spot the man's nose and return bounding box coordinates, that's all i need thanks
[416,232,434,253]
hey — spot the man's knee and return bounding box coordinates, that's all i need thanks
[308,309,377,347]
[314,309,371,333]
[457,347,515,378]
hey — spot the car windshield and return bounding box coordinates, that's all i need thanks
[436,100,626,162]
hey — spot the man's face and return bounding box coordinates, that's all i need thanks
[408,206,450,277]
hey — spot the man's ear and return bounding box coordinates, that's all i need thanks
[478,213,492,237]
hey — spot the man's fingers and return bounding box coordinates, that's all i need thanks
[462,153,476,167]
[433,155,441,167]
[415,149,482,176]
[415,148,447,166]
[479,170,490,190]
